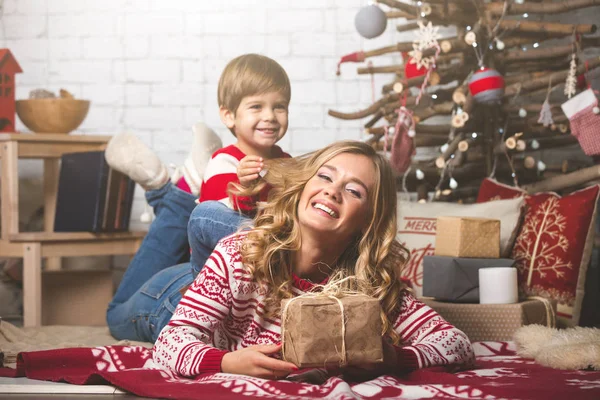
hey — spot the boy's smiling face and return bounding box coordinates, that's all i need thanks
[220,91,289,157]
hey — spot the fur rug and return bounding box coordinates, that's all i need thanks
[0,319,151,369]
[514,324,600,370]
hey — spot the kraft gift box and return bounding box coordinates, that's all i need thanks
[435,216,501,258]
[421,297,556,342]
[281,295,383,368]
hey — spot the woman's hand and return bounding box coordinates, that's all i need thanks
[221,344,298,379]
[237,156,264,187]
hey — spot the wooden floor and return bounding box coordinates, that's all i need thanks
[0,377,139,398]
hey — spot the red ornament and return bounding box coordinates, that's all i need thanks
[404,58,428,79]
[0,49,23,133]
[468,67,505,104]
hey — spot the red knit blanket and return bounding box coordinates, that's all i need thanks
[1,342,599,399]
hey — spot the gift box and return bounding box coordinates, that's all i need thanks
[421,297,556,342]
[422,256,516,303]
[281,295,383,368]
[435,216,500,258]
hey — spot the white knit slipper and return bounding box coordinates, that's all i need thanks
[105,132,169,191]
[176,122,222,196]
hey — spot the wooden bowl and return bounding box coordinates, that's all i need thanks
[16,98,91,134]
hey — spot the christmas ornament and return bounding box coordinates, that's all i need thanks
[408,20,441,71]
[390,107,417,175]
[449,178,458,189]
[561,88,600,156]
[355,4,387,39]
[538,99,554,127]
[468,67,505,104]
[564,53,577,99]
[416,169,425,180]
[531,139,540,150]
[405,57,428,78]
[519,108,527,118]
[495,39,505,50]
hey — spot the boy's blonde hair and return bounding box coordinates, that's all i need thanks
[218,54,291,136]
[233,140,410,345]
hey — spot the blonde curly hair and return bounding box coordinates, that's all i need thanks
[232,140,410,344]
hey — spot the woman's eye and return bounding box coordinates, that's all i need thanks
[318,173,332,182]
[347,188,362,198]
[250,104,261,109]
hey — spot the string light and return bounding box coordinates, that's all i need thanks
[440,143,449,153]
[533,42,540,48]
[523,13,529,18]
[416,169,425,180]
[432,94,438,99]
[466,26,472,31]
[537,160,547,171]
[449,178,458,189]
[531,139,540,150]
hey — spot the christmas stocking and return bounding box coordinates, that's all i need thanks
[561,88,600,156]
[390,107,416,175]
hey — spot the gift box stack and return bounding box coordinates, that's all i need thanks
[422,216,556,342]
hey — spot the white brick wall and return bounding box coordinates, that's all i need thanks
[1,0,416,227]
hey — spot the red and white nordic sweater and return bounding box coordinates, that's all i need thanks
[198,145,290,214]
[153,233,475,378]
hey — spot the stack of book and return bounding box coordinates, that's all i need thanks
[54,151,136,233]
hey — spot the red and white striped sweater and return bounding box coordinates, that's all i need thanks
[153,233,475,378]
[198,145,290,214]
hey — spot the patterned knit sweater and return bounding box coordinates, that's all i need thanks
[198,145,290,214]
[153,233,475,377]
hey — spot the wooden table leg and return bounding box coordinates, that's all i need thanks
[1,142,19,239]
[23,242,42,327]
[44,159,61,271]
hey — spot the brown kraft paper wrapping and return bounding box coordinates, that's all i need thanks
[435,217,501,258]
[281,295,383,368]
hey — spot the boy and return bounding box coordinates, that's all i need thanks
[187,54,292,273]
[106,54,292,341]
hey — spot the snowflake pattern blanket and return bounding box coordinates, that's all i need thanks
[1,341,599,399]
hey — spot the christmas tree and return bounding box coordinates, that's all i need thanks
[330,0,600,202]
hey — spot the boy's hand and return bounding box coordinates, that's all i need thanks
[237,155,264,187]
[221,344,298,379]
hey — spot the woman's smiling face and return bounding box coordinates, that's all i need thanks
[297,152,377,245]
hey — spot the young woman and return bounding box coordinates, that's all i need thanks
[152,140,475,380]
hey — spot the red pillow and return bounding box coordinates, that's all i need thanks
[477,178,599,326]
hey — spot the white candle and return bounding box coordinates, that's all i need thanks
[479,267,518,304]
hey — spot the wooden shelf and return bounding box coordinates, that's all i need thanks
[0,132,144,327]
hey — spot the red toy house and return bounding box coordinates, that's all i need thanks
[0,49,23,133]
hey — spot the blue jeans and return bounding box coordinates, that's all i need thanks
[107,183,197,342]
[188,201,250,275]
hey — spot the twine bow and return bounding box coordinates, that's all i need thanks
[281,273,366,367]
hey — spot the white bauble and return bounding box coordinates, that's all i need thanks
[355,4,387,39]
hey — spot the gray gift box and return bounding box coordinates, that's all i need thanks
[422,256,516,303]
